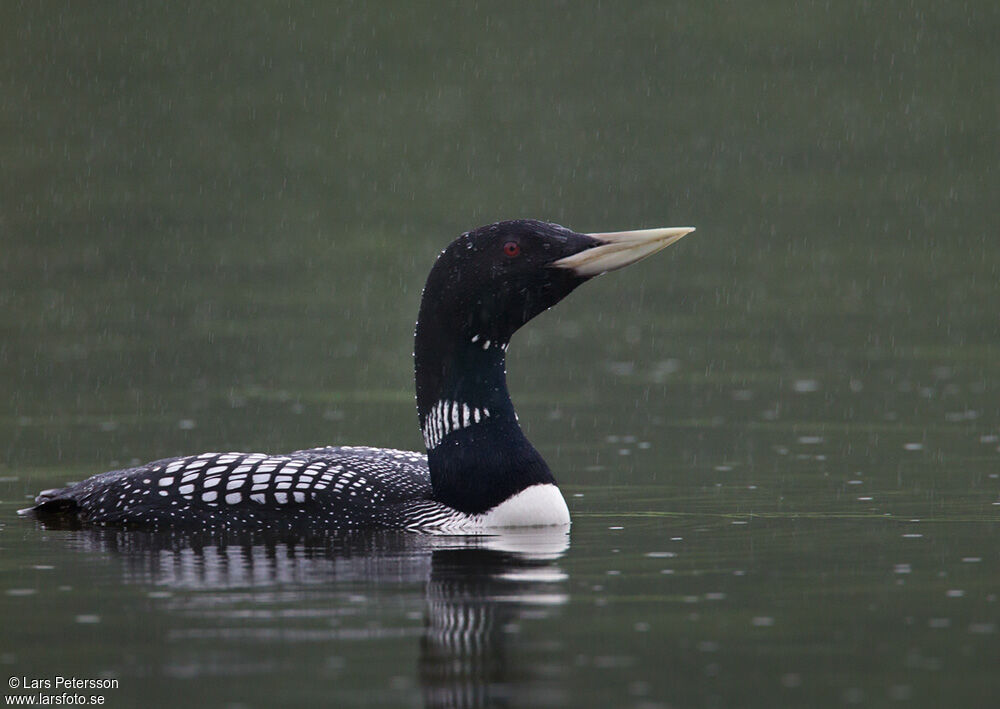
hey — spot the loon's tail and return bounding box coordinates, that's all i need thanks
[17,486,80,516]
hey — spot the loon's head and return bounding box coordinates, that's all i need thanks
[419,219,695,345]
[414,218,694,515]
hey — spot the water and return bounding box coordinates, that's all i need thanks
[2,2,998,707]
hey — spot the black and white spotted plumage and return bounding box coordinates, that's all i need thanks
[30,447,469,532]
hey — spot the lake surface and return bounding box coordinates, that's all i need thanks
[2,2,998,707]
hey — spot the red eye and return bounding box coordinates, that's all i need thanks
[503,241,521,257]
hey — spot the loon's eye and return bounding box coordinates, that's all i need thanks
[503,241,521,258]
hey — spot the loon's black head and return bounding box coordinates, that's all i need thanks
[418,220,600,347]
[414,219,694,515]
[418,219,694,345]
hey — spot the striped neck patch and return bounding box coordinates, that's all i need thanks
[422,399,490,450]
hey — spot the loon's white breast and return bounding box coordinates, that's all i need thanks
[477,483,570,529]
[418,484,571,532]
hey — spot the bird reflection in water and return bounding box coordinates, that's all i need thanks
[419,534,569,708]
[37,519,569,707]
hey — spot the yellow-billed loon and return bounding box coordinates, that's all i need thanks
[21,220,694,532]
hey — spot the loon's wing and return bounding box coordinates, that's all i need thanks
[23,447,433,531]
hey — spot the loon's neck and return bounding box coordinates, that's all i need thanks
[414,314,554,515]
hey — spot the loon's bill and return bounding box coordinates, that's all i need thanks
[23,219,696,533]
[552,226,695,277]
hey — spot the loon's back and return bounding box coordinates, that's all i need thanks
[30,447,439,532]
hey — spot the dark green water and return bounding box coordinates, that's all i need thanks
[2,2,998,707]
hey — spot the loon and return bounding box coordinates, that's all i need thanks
[21,220,694,532]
